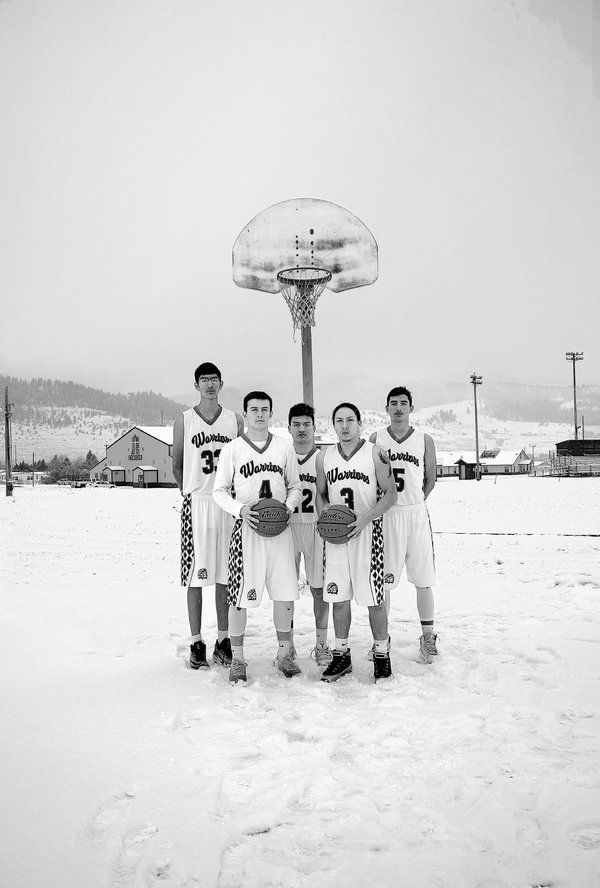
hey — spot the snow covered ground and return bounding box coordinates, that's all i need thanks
[1,478,599,888]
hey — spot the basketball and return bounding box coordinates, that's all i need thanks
[253,498,289,537]
[317,504,356,544]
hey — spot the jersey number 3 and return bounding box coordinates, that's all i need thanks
[201,449,221,475]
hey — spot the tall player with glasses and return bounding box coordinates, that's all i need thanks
[172,362,244,670]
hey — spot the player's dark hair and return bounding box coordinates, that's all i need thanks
[386,386,413,407]
[332,402,361,424]
[288,403,315,425]
[244,390,273,412]
[194,362,222,383]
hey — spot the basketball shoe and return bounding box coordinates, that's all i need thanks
[189,640,209,670]
[419,633,439,664]
[321,649,352,682]
[373,651,392,682]
[276,654,302,678]
[229,659,247,683]
[310,641,334,666]
[367,635,391,661]
[212,638,232,666]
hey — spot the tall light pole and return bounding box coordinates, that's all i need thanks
[470,373,483,480]
[565,351,583,440]
[4,386,14,497]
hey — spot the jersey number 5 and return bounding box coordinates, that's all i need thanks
[392,468,405,493]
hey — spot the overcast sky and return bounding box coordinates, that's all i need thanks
[1,0,597,412]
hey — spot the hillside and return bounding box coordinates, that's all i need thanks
[2,375,599,461]
[1,375,191,462]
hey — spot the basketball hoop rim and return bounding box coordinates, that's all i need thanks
[277,267,332,288]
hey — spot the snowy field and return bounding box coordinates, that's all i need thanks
[1,478,599,888]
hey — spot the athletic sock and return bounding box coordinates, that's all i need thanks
[334,637,349,652]
[190,633,203,644]
[316,628,328,645]
[278,640,292,658]
[231,644,244,662]
[421,621,435,636]
[373,638,389,655]
[217,630,228,644]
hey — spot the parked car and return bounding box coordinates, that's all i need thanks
[88,480,116,488]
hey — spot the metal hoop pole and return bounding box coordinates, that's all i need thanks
[301,324,314,407]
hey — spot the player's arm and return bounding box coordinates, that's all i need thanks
[283,445,302,515]
[368,431,377,444]
[347,446,397,539]
[315,451,329,516]
[423,434,437,500]
[235,413,244,437]
[212,443,243,518]
[172,413,184,492]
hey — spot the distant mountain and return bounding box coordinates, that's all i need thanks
[1,375,191,427]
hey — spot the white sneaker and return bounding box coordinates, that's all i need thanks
[419,633,439,664]
[310,641,334,666]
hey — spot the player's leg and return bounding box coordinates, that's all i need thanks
[188,586,209,669]
[310,585,333,663]
[212,583,232,665]
[212,504,233,666]
[228,605,247,682]
[405,507,438,663]
[268,531,301,677]
[321,600,352,681]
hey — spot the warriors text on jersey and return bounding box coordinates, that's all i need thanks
[182,406,239,496]
[213,433,301,517]
[291,447,319,525]
[374,427,425,506]
[322,440,378,514]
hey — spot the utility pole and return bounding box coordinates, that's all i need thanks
[470,373,483,480]
[565,351,583,440]
[4,386,14,497]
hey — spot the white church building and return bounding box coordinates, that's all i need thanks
[89,426,176,487]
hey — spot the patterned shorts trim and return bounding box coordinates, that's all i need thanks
[180,494,194,586]
[370,517,385,605]
[227,518,244,606]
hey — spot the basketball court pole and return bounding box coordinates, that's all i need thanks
[301,325,314,407]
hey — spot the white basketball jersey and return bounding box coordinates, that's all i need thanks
[375,427,425,506]
[213,433,301,517]
[323,441,377,515]
[291,448,319,525]
[182,406,239,496]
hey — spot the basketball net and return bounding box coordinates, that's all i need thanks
[277,267,332,339]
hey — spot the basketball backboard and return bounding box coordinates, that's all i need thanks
[232,197,378,294]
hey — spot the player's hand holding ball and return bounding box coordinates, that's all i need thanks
[240,503,260,530]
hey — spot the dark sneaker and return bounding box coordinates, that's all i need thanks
[212,638,232,666]
[229,659,247,683]
[419,633,439,664]
[321,649,352,683]
[189,640,209,670]
[367,634,391,661]
[276,654,302,678]
[373,651,392,682]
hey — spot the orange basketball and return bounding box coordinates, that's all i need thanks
[253,498,289,537]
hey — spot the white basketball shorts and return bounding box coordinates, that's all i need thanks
[290,521,324,588]
[181,492,233,587]
[383,503,436,589]
[323,518,385,607]
[227,519,300,609]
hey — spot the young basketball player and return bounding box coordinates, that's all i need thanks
[288,403,333,666]
[212,391,302,683]
[172,362,244,670]
[369,386,438,663]
[316,403,397,682]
